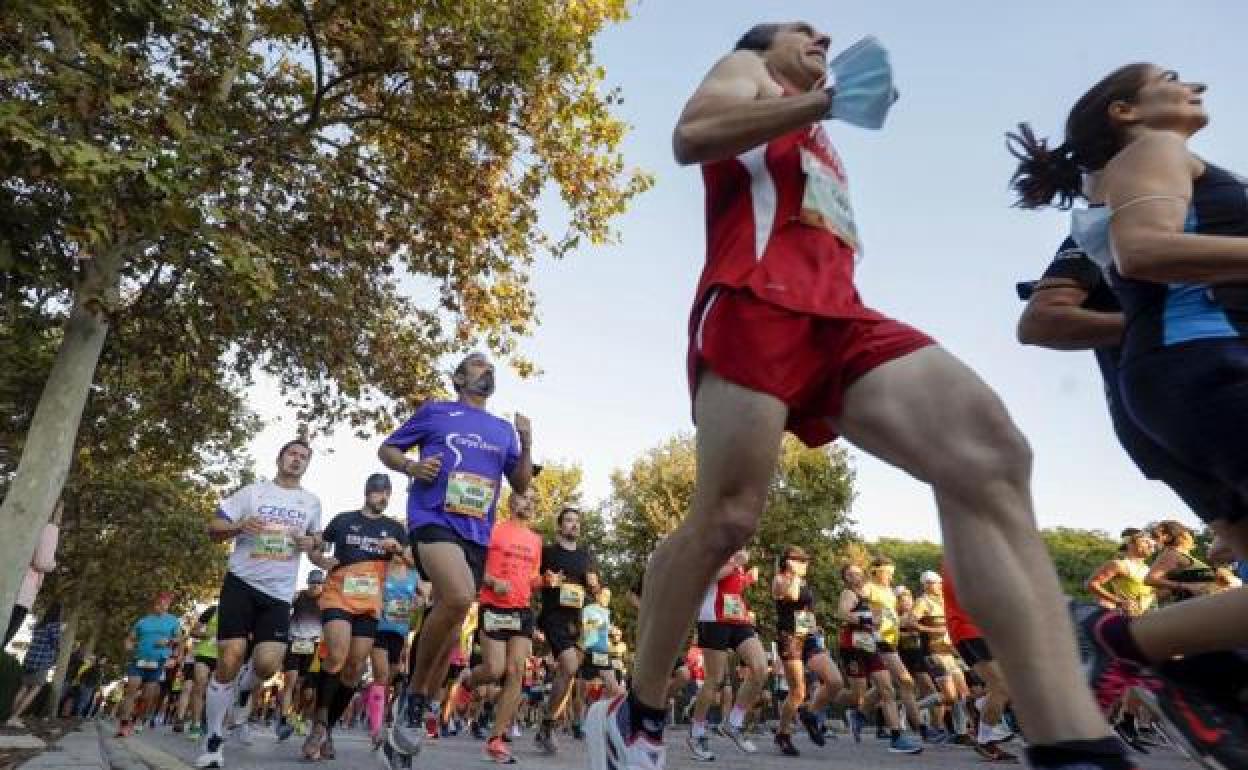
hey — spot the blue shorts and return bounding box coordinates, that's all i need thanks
[1119,339,1248,524]
[126,663,164,684]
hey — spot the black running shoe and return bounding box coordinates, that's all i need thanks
[798,708,825,747]
[774,732,799,757]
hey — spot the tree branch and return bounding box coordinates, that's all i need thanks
[292,0,324,134]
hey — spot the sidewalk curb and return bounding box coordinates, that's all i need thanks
[14,722,104,770]
[93,723,145,770]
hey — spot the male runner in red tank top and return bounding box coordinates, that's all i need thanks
[585,20,1133,770]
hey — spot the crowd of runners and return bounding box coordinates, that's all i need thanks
[30,16,1248,770]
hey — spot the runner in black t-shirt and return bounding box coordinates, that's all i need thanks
[535,506,598,754]
[303,474,412,761]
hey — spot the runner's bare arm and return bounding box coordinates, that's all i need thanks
[506,412,533,494]
[673,52,830,166]
[1017,279,1124,350]
[1108,131,1248,281]
[1085,560,1126,607]
[837,589,859,620]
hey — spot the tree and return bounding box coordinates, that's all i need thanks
[602,434,858,642]
[0,0,650,621]
[1041,527,1120,601]
[872,538,943,589]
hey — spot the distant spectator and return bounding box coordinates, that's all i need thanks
[4,501,62,648]
[5,604,63,728]
[76,655,109,717]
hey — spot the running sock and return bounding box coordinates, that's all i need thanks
[235,661,256,707]
[951,699,968,735]
[366,684,386,736]
[204,678,233,741]
[1025,738,1133,770]
[327,682,356,729]
[1094,613,1150,666]
[691,719,707,739]
[317,674,341,725]
[404,692,427,724]
[727,705,746,730]
[626,692,666,742]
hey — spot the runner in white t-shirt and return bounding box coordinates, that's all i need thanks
[195,439,322,769]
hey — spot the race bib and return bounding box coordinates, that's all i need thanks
[851,631,878,653]
[291,639,316,655]
[721,594,747,622]
[794,610,817,635]
[591,652,610,668]
[559,584,585,609]
[251,531,295,561]
[483,610,522,633]
[444,471,496,518]
[612,658,624,671]
[343,574,381,597]
[384,598,412,624]
[798,146,861,254]
[136,660,158,670]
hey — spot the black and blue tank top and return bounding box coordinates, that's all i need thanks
[1110,162,1248,362]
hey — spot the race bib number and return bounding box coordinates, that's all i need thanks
[612,658,624,671]
[721,593,747,622]
[444,471,496,518]
[136,660,158,670]
[384,598,412,624]
[291,639,316,655]
[483,610,522,633]
[559,584,585,609]
[851,631,878,653]
[251,531,295,561]
[591,652,610,668]
[343,574,381,598]
[798,146,861,254]
[794,610,817,635]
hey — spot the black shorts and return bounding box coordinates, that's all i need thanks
[283,649,316,676]
[776,631,826,663]
[217,571,292,644]
[411,524,488,589]
[321,608,379,639]
[375,631,406,668]
[539,612,581,656]
[480,606,534,642]
[899,648,927,676]
[955,637,993,667]
[194,655,217,672]
[579,650,614,681]
[696,622,755,653]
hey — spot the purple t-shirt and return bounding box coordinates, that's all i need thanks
[384,400,521,546]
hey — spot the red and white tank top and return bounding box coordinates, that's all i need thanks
[698,566,756,625]
[693,124,874,324]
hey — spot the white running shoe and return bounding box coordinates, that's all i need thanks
[194,734,226,768]
[585,695,666,770]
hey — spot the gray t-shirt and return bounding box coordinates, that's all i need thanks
[218,480,322,602]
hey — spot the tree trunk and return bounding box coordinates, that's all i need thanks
[0,250,120,625]
[45,605,79,718]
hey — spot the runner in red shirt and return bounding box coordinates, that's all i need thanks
[586,20,1127,770]
[941,563,1016,761]
[463,487,543,764]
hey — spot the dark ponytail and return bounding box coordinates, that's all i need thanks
[1007,124,1082,209]
[1008,62,1155,210]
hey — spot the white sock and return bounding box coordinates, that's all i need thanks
[728,706,746,729]
[691,719,707,738]
[952,700,968,735]
[205,678,234,741]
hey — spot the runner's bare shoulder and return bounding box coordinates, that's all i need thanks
[687,51,770,107]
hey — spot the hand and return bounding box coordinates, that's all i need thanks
[239,517,269,536]
[407,455,442,484]
[491,578,512,596]
[292,533,317,551]
[545,570,563,588]
[514,413,532,449]
[748,566,760,581]
[380,537,401,554]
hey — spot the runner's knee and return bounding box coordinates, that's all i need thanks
[931,398,1032,499]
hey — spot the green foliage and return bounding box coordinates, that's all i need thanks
[601,434,858,643]
[1041,527,1120,601]
[0,651,20,721]
[871,538,943,589]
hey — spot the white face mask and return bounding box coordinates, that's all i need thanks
[827,36,900,130]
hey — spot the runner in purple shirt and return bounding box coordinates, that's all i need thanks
[378,352,533,760]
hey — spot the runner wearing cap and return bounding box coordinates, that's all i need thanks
[302,472,411,761]
[912,570,972,745]
[379,352,533,759]
[196,439,323,770]
[275,571,325,741]
[116,592,182,737]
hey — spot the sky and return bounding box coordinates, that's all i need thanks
[243,0,1247,544]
